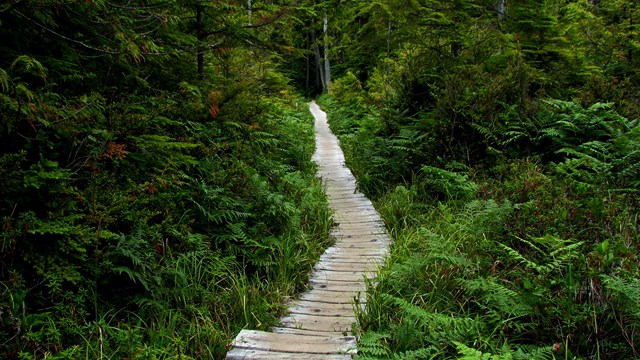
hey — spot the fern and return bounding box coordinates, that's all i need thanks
[11,55,47,78]
[454,342,553,360]
[511,345,554,360]
[464,277,533,320]
[420,165,478,200]
[498,235,583,276]
[111,230,160,291]
[0,68,8,93]
[357,332,392,358]
[391,346,439,360]
[455,342,513,360]
[602,275,640,327]
[381,293,478,341]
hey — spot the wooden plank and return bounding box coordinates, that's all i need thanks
[328,204,374,211]
[312,254,372,266]
[330,242,388,249]
[308,282,367,293]
[323,248,387,257]
[226,348,352,360]
[315,261,380,272]
[317,255,382,263]
[288,302,354,317]
[334,207,379,213]
[298,289,365,304]
[328,198,372,205]
[327,193,368,200]
[318,254,385,264]
[334,210,380,217]
[288,300,360,313]
[336,234,389,241]
[337,232,386,237]
[312,269,374,280]
[331,225,386,233]
[333,217,382,224]
[280,314,356,332]
[331,232,387,239]
[230,330,356,355]
[310,273,371,283]
[334,216,381,222]
[271,327,349,337]
[324,244,386,252]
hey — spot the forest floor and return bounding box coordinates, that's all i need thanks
[225,102,390,359]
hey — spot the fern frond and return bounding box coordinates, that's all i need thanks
[0,68,9,93]
[454,341,515,360]
[512,345,554,360]
[602,275,640,326]
[392,346,440,359]
[464,277,533,319]
[11,55,47,78]
[357,331,392,358]
[381,293,477,337]
[498,236,582,276]
[113,266,150,290]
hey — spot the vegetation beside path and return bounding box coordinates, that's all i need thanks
[320,81,640,359]
[0,2,335,357]
[3,1,640,359]
[314,2,640,358]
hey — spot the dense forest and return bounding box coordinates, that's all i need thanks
[1,0,639,359]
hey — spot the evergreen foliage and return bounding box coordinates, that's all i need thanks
[317,1,640,358]
[0,1,334,358]
[3,0,640,358]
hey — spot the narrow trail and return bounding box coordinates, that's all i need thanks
[225,101,390,359]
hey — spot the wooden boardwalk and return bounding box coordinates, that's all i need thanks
[225,101,390,359]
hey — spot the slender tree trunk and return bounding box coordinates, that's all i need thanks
[323,14,331,93]
[312,31,326,93]
[628,4,635,66]
[496,0,505,20]
[196,4,204,80]
[306,32,311,93]
[387,20,392,57]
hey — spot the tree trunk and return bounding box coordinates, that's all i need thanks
[196,4,204,80]
[312,31,326,93]
[323,14,331,93]
[496,0,505,20]
[387,20,392,57]
[306,32,311,93]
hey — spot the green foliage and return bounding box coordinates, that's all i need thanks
[0,1,334,356]
[325,94,639,359]
[419,165,478,201]
[315,1,640,359]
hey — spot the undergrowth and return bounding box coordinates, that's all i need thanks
[320,92,640,359]
[1,87,334,358]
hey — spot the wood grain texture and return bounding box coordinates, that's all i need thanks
[225,101,390,359]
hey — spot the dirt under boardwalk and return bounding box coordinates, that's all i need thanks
[225,101,390,359]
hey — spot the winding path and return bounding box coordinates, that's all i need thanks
[225,101,390,359]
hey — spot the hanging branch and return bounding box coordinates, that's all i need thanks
[15,10,121,55]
